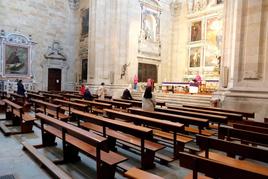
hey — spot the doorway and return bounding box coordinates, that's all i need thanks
[48,68,61,91]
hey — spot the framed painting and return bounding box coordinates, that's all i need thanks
[204,46,219,67]
[206,17,223,49]
[189,46,202,68]
[191,21,202,42]
[4,44,29,76]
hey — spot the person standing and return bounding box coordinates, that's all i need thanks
[17,80,25,96]
[142,86,156,111]
[97,82,106,99]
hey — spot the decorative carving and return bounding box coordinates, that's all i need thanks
[68,0,79,10]
[138,0,161,59]
[170,0,182,16]
[120,63,130,79]
[188,0,224,14]
[44,41,66,61]
[243,71,261,80]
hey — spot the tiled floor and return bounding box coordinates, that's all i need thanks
[0,114,189,179]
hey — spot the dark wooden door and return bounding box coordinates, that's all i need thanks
[48,68,61,91]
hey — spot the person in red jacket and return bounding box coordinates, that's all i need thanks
[80,84,85,95]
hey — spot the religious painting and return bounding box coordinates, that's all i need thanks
[81,8,89,36]
[206,17,223,49]
[4,44,29,76]
[189,47,202,68]
[204,46,219,67]
[191,21,202,42]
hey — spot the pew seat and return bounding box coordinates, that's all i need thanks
[36,107,69,121]
[44,125,126,166]
[198,152,268,176]
[80,122,164,153]
[185,126,215,136]
[124,167,164,179]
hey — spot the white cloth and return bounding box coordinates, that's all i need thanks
[189,86,198,93]
[142,93,156,111]
[97,86,106,99]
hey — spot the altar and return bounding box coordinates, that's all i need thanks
[161,80,219,94]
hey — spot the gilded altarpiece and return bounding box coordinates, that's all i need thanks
[185,0,223,86]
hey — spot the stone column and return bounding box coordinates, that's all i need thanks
[219,0,268,121]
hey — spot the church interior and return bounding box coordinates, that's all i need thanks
[0,0,268,178]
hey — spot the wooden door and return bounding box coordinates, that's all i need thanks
[48,68,61,91]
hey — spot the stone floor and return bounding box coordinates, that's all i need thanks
[0,114,190,179]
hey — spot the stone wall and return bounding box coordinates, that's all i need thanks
[217,0,268,122]
[0,0,79,90]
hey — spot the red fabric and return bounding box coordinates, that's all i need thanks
[80,85,85,95]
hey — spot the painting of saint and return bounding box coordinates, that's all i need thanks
[5,44,28,75]
[189,47,202,68]
[191,21,202,42]
[206,17,223,48]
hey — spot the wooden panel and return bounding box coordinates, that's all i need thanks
[48,68,61,91]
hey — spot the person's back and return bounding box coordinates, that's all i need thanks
[142,86,156,111]
[17,80,25,96]
[121,88,133,100]
[84,89,93,100]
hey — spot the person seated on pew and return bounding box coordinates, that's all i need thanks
[84,86,93,101]
[80,84,86,95]
[121,84,133,100]
[142,86,156,112]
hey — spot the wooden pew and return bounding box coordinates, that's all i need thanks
[34,113,127,179]
[9,92,29,111]
[27,92,45,101]
[95,99,132,110]
[124,167,164,179]
[72,99,112,114]
[182,104,254,120]
[0,91,7,99]
[168,106,243,122]
[128,107,213,136]
[233,123,268,134]
[53,99,88,114]
[72,110,164,169]
[218,125,268,147]
[31,99,69,121]
[235,119,268,128]
[41,93,64,102]
[155,107,228,127]
[196,134,268,163]
[22,142,72,179]
[61,90,80,94]
[104,109,190,159]
[179,152,268,179]
[0,99,35,135]
[62,93,83,100]
[113,98,142,107]
[114,98,165,107]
